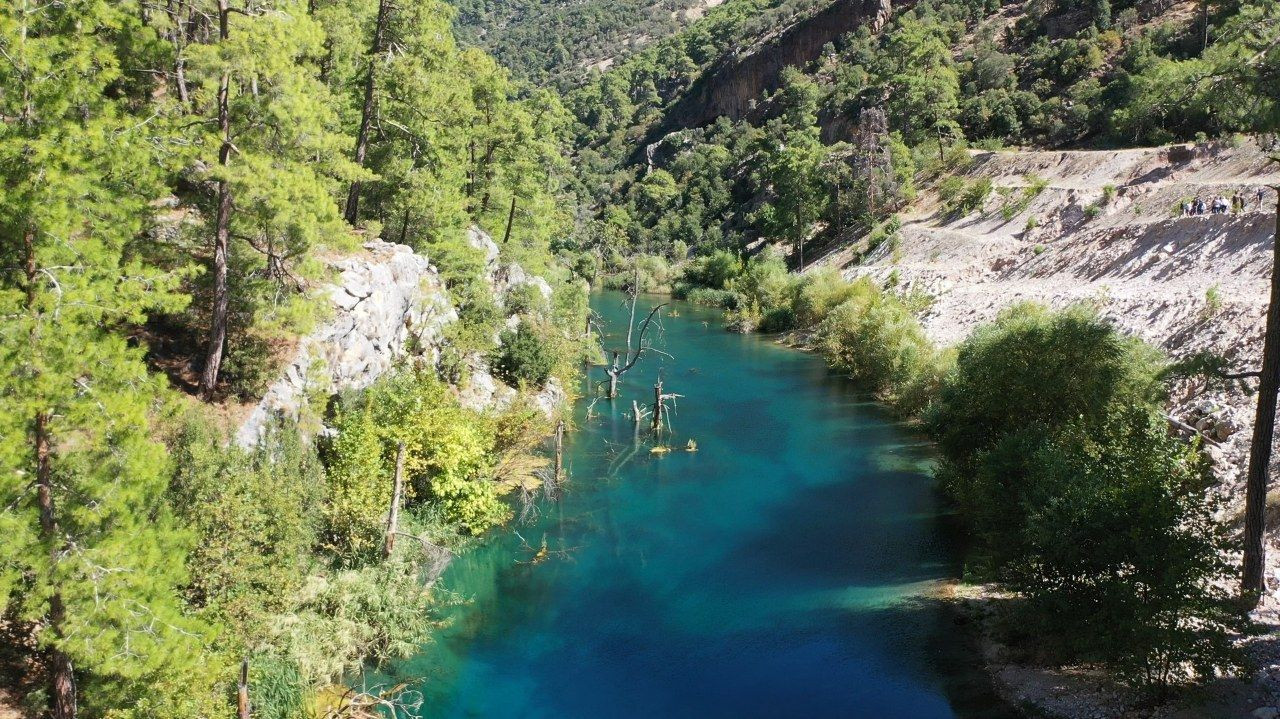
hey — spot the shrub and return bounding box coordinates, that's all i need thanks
[815,285,936,397]
[958,177,994,214]
[1202,284,1223,319]
[325,372,509,539]
[682,249,743,290]
[493,323,556,387]
[792,268,861,327]
[1007,411,1243,688]
[937,175,966,206]
[171,420,323,627]
[927,302,1164,466]
[682,286,741,309]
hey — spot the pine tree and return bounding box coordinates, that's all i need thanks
[0,3,199,716]
[181,0,362,397]
[751,69,827,270]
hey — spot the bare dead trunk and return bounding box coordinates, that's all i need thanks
[608,350,620,398]
[1242,191,1280,602]
[344,0,391,224]
[237,658,250,719]
[652,381,663,433]
[384,441,406,560]
[199,0,233,399]
[554,421,565,484]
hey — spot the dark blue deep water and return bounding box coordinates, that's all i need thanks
[383,293,1013,718]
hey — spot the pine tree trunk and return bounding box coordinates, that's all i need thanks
[502,195,517,245]
[26,224,75,719]
[384,441,406,560]
[199,1,233,399]
[345,0,391,224]
[1242,191,1280,602]
[35,413,76,719]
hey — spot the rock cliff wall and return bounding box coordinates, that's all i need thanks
[236,228,563,447]
[655,0,892,135]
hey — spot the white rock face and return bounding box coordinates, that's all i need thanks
[237,230,567,447]
[236,240,456,447]
[467,226,553,311]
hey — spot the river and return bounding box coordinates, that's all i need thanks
[380,292,1014,718]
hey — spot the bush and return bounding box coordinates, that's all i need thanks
[1006,411,1243,688]
[815,284,936,398]
[792,268,862,327]
[956,177,993,214]
[733,252,795,312]
[324,372,509,540]
[493,323,556,387]
[927,303,1163,466]
[680,285,741,309]
[682,249,742,290]
[170,420,323,628]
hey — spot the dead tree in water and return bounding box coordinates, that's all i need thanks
[604,265,667,398]
[553,420,565,485]
[1243,186,1280,604]
[651,379,682,434]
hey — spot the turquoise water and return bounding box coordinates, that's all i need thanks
[384,293,1013,718]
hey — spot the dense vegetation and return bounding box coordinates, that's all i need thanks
[0,1,588,717]
[4,0,1274,713]
[448,0,833,90]
[561,0,1280,265]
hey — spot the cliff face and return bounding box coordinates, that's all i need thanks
[236,240,456,446]
[236,228,563,447]
[656,0,892,133]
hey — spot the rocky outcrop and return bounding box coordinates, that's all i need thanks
[236,240,456,446]
[653,0,893,136]
[236,229,568,446]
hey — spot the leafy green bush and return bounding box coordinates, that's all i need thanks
[956,177,993,214]
[171,420,323,629]
[927,303,1163,466]
[493,323,557,387]
[1004,410,1243,688]
[682,249,743,290]
[815,285,936,398]
[324,371,509,545]
[680,286,741,309]
[792,268,862,327]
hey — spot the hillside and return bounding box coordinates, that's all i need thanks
[447,0,726,88]
[827,136,1280,563]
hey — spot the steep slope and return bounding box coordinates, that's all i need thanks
[824,138,1279,504]
[449,0,725,87]
[657,0,891,130]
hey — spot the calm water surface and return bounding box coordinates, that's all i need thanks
[384,293,1014,718]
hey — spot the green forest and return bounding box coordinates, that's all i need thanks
[4,0,1280,716]
[0,0,589,716]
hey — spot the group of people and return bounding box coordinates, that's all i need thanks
[1182,188,1267,216]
